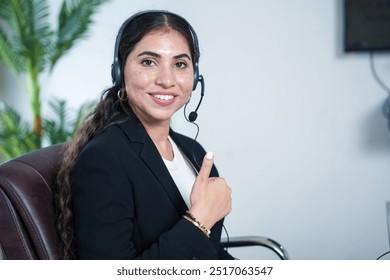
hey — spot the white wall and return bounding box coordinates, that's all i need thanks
[1,0,390,259]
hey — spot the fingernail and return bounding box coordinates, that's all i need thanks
[205,151,214,160]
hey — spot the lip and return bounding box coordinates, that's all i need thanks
[149,91,178,106]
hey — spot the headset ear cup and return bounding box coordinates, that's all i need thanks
[111,59,122,88]
[193,62,199,91]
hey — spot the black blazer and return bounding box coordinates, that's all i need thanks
[71,117,233,259]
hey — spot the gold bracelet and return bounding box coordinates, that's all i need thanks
[182,212,211,238]
[182,215,210,238]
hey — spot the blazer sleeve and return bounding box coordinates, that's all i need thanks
[71,143,222,260]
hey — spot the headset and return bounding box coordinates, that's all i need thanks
[111,10,204,122]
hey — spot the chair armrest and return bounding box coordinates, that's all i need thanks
[221,236,289,260]
[0,242,6,260]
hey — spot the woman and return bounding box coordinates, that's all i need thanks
[55,10,233,260]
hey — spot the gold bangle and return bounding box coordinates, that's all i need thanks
[182,215,210,238]
[182,212,211,238]
[186,211,211,236]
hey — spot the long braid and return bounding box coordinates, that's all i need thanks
[54,88,132,259]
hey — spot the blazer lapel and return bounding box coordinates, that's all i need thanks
[119,118,188,215]
[169,130,201,172]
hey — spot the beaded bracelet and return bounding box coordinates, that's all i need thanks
[182,211,211,238]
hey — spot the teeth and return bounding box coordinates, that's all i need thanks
[154,94,174,101]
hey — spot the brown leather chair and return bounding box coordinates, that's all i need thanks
[0,145,62,260]
[0,145,289,260]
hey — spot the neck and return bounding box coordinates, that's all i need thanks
[143,122,170,144]
[141,120,173,160]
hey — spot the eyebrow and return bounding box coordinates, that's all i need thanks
[138,51,191,61]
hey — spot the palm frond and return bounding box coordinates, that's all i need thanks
[0,103,40,162]
[43,97,96,145]
[44,97,71,144]
[49,98,71,126]
[0,1,13,21]
[3,0,52,74]
[0,131,40,161]
[50,0,109,68]
[22,0,52,72]
[0,103,22,132]
[0,29,26,75]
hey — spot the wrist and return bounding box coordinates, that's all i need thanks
[187,207,214,230]
[182,211,211,238]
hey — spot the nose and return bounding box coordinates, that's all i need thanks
[155,64,175,88]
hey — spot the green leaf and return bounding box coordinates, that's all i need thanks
[0,103,40,161]
[1,0,52,73]
[0,29,26,74]
[50,0,109,68]
[0,1,13,21]
[0,104,22,132]
[43,97,95,145]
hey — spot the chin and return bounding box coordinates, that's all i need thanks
[148,112,176,123]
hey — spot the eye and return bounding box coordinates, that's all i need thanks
[175,61,187,69]
[141,59,156,67]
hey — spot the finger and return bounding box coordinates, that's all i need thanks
[197,151,214,181]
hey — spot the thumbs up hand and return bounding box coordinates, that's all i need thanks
[188,152,232,231]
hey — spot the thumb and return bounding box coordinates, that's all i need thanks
[197,151,214,182]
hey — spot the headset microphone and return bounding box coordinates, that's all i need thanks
[188,75,205,122]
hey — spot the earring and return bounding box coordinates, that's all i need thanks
[117,90,127,101]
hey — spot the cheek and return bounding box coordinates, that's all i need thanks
[125,69,154,91]
[177,72,195,92]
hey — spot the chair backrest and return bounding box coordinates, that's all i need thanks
[0,145,63,260]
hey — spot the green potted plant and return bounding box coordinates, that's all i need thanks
[0,0,109,162]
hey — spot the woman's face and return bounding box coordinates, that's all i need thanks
[123,29,194,127]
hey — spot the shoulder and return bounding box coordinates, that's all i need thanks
[82,119,143,155]
[75,124,130,167]
[88,124,128,147]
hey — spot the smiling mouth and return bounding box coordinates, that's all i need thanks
[153,94,174,101]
